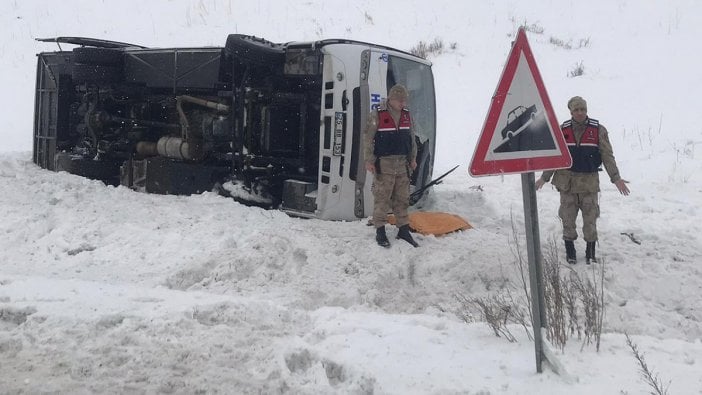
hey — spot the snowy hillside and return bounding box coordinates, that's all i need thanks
[1,0,701,393]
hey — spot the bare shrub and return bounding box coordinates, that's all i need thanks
[452,213,533,342]
[566,262,606,351]
[542,238,568,349]
[509,17,544,35]
[409,42,428,59]
[508,211,533,329]
[549,36,572,49]
[455,211,547,342]
[539,238,605,351]
[522,22,544,34]
[458,214,607,351]
[429,38,444,53]
[508,214,605,351]
[477,271,509,291]
[625,333,671,395]
[409,38,449,59]
[568,61,585,78]
[561,272,582,339]
[455,291,531,343]
[549,36,591,50]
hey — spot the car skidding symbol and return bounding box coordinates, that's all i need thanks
[500,105,538,140]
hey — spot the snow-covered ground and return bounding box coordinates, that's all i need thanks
[1,0,701,393]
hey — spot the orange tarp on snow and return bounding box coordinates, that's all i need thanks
[388,212,472,236]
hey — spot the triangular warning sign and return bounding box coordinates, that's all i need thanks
[469,27,572,177]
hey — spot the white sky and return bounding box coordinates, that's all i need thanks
[1,0,701,393]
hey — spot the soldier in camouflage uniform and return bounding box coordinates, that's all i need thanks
[536,96,630,264]
[364,84,418,247]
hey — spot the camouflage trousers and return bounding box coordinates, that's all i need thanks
[558,191,600,242]
[372,157,411,228]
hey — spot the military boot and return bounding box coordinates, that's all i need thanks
[396,224,419,247]
[586,241,598,264]
[565,240,576,264]
[376,226,390,248]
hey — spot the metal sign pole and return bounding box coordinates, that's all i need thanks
[521,172,547,372]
